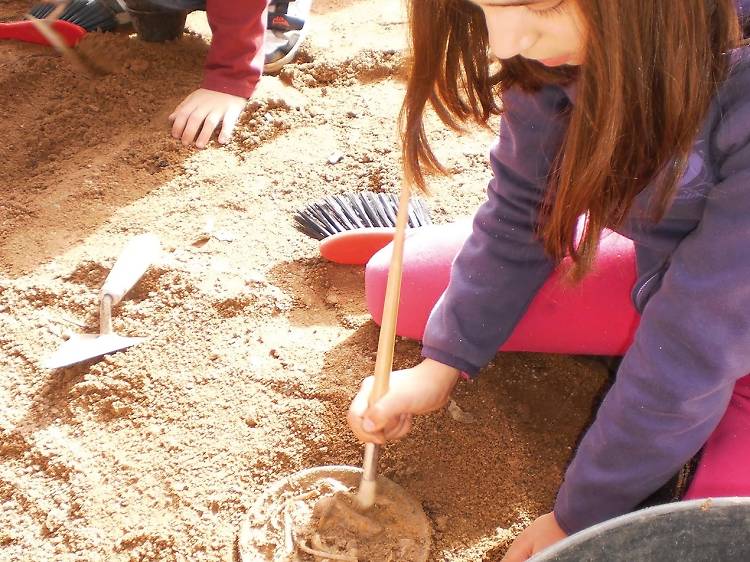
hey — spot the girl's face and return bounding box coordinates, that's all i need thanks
[467,0,585,67]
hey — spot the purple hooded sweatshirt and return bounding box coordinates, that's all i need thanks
[421,4,750,534]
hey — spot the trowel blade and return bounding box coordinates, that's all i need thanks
[44,333,146,369]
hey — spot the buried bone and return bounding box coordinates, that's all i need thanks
[313,492,384,538]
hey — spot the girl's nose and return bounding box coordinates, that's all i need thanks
[483,9,539,60]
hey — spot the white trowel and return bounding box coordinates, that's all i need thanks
[44,234,160,369]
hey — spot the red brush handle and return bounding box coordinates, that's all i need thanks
[0,20,86,47]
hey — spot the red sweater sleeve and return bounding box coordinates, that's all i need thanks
[201,0,268,99]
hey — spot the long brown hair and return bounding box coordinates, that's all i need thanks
[401,0,743,278]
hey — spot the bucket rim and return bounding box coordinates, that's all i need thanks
[530,497,750,561]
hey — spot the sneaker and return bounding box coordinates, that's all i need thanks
[263,0,311,74]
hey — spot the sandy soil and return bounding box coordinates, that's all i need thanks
[0,1,609,560]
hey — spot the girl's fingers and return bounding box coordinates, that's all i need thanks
[219,105,243,144]
[364,389,413,431]
[168,101,187,124]
[383,413,413,441]
[195,111,223,149]
[349,378,373,417]
[346,410,386,444]
[181,107,210,146]
[347,379,384,443]
[170,111,187,139]
[500,531,533,562]
[381,413,406,440]
[170,103,195,139]
[347,375,417,443]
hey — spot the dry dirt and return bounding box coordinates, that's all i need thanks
[0,1,609,560]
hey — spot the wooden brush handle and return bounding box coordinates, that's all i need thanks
[25,16,98,76]
[100,234,160,306]
[368,183,411,407]
[358,183,411,510]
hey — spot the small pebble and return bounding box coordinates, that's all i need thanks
[327,152,344,165]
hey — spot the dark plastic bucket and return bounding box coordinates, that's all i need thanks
[530,498,750,562]
[123,0,187,42]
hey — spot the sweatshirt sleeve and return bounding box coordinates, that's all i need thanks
[421,84,570,375]
[554,54,750,534]
[201,0,268,99]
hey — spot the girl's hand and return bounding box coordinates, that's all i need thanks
[501,512,568,562]
[169,88,246,148]
[347,358,460,444]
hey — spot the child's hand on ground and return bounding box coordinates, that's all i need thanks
[169,88,247,148]
[347,358,460,444]
[501,512,568,562]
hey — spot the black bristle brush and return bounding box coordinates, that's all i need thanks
[0,0,127,47]
[30,0,128,33]
[293,191,432,265]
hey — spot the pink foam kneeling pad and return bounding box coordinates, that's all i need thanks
[365,220,640,356]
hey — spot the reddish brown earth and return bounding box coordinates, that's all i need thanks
[0,1,608,560]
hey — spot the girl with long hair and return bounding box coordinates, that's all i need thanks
[348,1,750,559]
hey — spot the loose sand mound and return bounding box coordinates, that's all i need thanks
[0,1,608,560]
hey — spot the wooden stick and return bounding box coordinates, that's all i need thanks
[45,2,69,21]
[357,181,412,509]
[24,15,101,77]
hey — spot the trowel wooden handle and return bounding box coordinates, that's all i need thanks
[368,183,411,408]
[100,234,160,306]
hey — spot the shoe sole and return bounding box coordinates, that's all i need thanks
[263,27,308,74]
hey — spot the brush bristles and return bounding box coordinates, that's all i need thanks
[30,0,118,32]
[294,191,432,240]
